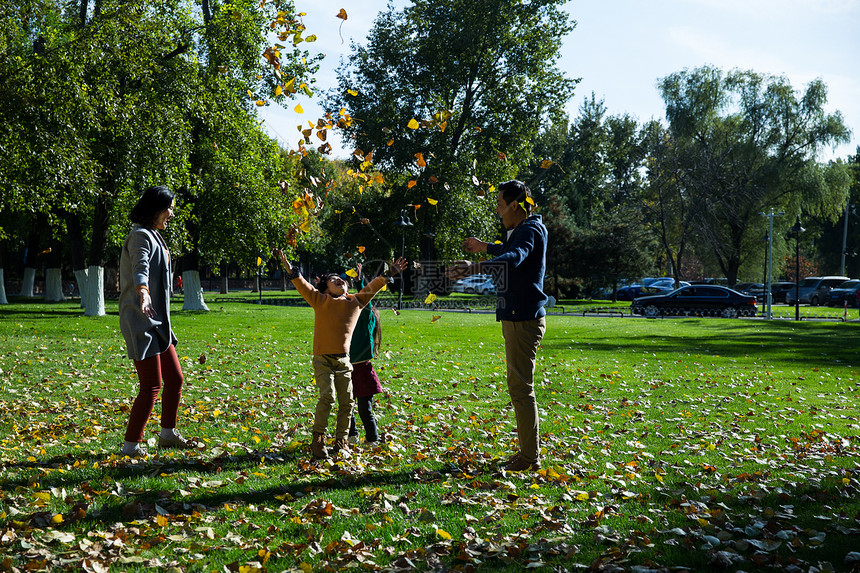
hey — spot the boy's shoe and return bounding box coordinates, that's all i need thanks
[348,435,358,445]
[311,432,329,460]
[158,432,195,449]
[503,454,541,472]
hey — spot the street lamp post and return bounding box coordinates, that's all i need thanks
[759,209,784,320]
[394,208,413,310]
[790,217,805,322]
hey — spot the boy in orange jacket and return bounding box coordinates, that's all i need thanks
[274,250,406,459]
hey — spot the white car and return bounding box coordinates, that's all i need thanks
[453,274,496,295]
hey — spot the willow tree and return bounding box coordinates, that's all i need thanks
[658,66,852,285]
[328,0,576,260]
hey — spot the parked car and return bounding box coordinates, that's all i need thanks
[631,285,758,318]
[452,274,496,295]
[769,281,796,304]
[785,276,850,306]
[825,280,860,307]
[733,282,761,294]
[616,277,689,300]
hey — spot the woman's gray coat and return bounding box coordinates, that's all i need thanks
[119,225,178,361]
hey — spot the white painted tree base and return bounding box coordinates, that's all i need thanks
[44,268,66,302]
[0,269,7,304]
[74,268,89,309]
[83,265,106,316]
[182,270,209,311]
[19,267,36,297]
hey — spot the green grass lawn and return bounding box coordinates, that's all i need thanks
[1,297,859,571]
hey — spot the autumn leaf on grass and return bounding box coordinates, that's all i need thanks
[430,315,442,323]
[424,293,437,305]
[392,308,401,316]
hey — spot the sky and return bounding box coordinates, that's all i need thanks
[256,0,860,162]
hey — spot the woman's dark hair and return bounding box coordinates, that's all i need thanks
[498,180,534,213]
[129,185,175,226]
[317,273,341,294]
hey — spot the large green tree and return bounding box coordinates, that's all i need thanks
[657,66,852,285]
[327,0,576,260]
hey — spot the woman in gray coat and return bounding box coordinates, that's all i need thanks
[119,186,192,457]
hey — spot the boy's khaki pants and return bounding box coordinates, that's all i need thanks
[312,354,354,440]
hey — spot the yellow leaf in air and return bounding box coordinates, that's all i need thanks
[540,159,554,169]
[430,315,441,323]
[274,85,282,96]
[358,246,366,253]
[436,528,452,540]
[427,198,438,205]
[407,180,417,189]
[336,9,348,20]
[285,78,296,93]
[407,118,420,129]
[386,139,394,146]
[305,34,317,43]
[526,196,535,205]
[424,293,437,304]
[256,257,262,267]
[255,100,265,106]
[347,88,358,96]
[414,152,426,167]
[345,269,358,278]
[299,218,311,233]
[498,151,507,161]
[294,104,303,114]
[380,283,387,291]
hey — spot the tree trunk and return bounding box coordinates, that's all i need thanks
[74,268,90,308]
[220,275,228,294]
[0,268,7,304]
[44,268,66,301]
[182,270,209,311]
[19,267,36,296]
[83,265,106,316]
[64,210,89,309]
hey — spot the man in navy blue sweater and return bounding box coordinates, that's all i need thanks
[447,180,548,471]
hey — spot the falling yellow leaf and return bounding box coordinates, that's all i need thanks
[347,88,358,96]
[540,159,554,169]
[414,152,426,168]
[255,100,266,106]
[386,139,394,146]
[430,315,442,323]
[336,8,348,20]
[424,293,437,304]
[274,85,283,96]
[497,151,507,161]
[294,104,304,114]
[427,198,438,205]
[407,118,420,129]
[357,246,366,253]
[345,269,358,278]
[407,180,417,189]
[299,218,311,233]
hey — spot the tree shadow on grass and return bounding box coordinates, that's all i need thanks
[541,320,860,370]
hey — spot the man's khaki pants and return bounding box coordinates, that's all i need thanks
[312,354,354,439]
[502,317,546,463]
